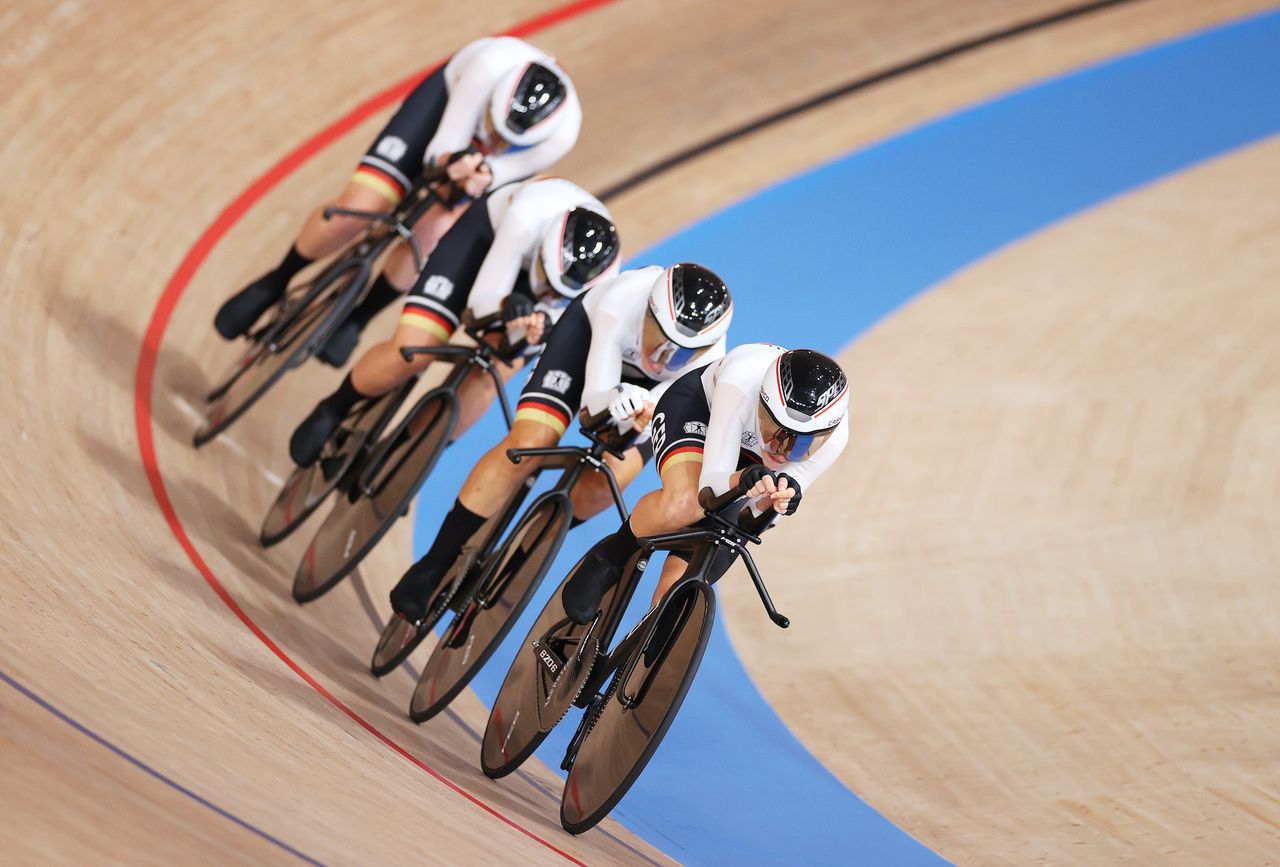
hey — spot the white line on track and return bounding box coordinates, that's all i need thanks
[170,396,285,488]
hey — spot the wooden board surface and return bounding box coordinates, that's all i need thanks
[1,0,1273,862]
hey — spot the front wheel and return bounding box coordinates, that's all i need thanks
[410,496,570,722]
[560,581,716,834]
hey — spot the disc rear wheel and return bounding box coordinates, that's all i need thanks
[291,392,454,603]
[259,381,413,546]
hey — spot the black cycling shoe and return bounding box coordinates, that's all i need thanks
[289,402,344,467]
[214,273,285,339]
[315,320,361,367]
[561,552,621,624]
[389,559,447,623]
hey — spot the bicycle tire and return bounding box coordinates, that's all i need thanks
[259,380,414,546]
[368,573,460,677]
[291,390,455,603]
[193,259,368,446]
[410,496,570,722]
[560,581,716,834]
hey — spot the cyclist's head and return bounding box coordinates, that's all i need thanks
[529,207,620,300]
[640,264,733,377]
[757,349,848,467]
[487,61,569,149]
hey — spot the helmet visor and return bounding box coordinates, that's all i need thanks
[757,399,835,463]
[642,308,713,373]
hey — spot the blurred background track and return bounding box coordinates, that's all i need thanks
[1,0,1275,863]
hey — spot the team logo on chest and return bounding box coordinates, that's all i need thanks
[541,370,573,394]
[741,430,758,447]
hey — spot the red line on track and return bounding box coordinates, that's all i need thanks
[132,2,619,862]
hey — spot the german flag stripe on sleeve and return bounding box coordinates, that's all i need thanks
[515,399,569,435]
[659,444,704,476]
[399,305,455,341]
[352,165,407,204]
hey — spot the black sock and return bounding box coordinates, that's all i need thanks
[320,372,367,417]
[417,500,489,575]
[348,274,404,329]
[273,244,313,284]
[597,519,640,566]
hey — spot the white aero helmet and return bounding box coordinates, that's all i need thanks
[531,206,620,300]
[640,263,733,375]
[757,349,849,462]
[489,61,570,148]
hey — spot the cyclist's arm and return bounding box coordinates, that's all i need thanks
[486,99,582,188]
[698,378,752,496]
[466,209,536,319]
[579,283,632,416]
[424,53,493,168]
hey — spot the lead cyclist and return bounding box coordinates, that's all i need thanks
[559,344,851,621]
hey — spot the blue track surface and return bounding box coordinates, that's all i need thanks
[415,10,1280,864]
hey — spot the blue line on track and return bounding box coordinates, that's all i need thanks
[414,8,1280,864]
[0,669,325,865]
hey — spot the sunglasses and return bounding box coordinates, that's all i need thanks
[641,309,713,373]
[756,399,835,462]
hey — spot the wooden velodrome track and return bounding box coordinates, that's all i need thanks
[2,0,1276,863]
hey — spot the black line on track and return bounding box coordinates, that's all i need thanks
[598,0,1142,202]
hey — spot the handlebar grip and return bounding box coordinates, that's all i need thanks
[505,448,523,465]
[579,407,612,432]
[772,613,790,629]
[446,146,479,166]
[698,481,749,514]
[466,310,503,332]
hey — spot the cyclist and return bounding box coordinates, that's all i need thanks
[386,263,734,625]
[287,175,618,467]
[560,344,850,621]
[214,37,581,367]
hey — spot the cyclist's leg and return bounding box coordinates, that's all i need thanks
[567,443,648,519]
[215,67,447,339]
[289,315,448,467]
[388,409,553,620]
[324,197,477,368]
[391,302,593,617]
[560,374,709,622]
[381,199,471,288]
